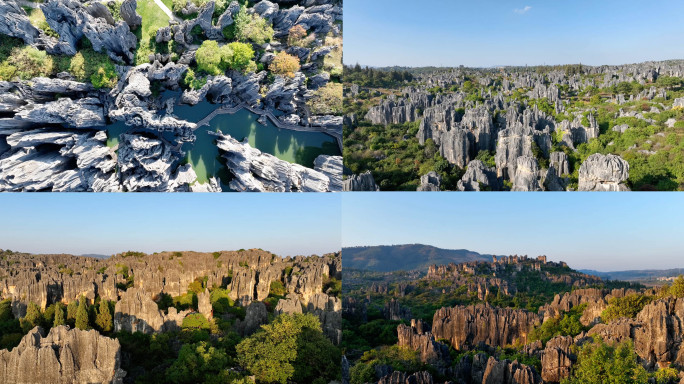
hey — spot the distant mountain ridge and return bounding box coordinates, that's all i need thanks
[342,244,492,272]
[580,268,684,282]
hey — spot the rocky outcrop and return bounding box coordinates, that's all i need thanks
[511,156,542,191]
[40,0,137,64]
[120,0,142,30]
[578,153,630,191]
[384,298,411,321]
[0,326,125,383]
[117,134,197,192]
[198,289,212,320]
[15,97,105,128]
[432,304,542,350]
[495,124,550,180]
[440,128,475,167]
[457,160,500,191]
[397,321,450,369]
[343,171,379,191]
[417,171,441,191]
[313,155,343,191]
[0,130,119,192]
[216,133,338,192]
[274,296,303,315]
[481,356,542,384]
[633,297,684,367]
[236,302,268,336]
[541,336,574,383]
[114,288,189,334]
[378,371,435,384]
[0,2,41,45]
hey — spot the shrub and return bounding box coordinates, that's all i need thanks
[601,294,652,323]
[182,313,212,331]
[269,52,300,78]
[7,46,53,80]
[195,40,223,75]
[307,82,342,115]
[224,42,256,73]
[269,281,286,296]
[231,5,273,45]
[564,338,648,384]
[288,25,307,46]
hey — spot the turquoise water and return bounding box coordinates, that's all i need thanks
[105,101,340,188]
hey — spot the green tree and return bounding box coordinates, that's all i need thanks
[269,281,286,296]
[195,40,224,75]
[668,275,684,297]
[95,301,113,332]
[236,313,323,384]
[291,327,341,383]
[166,341,229,384]
[601,294,652,323]
[53,303,66,327]
[75,297,89,330]
[224,42,256,73]
[562,338,648,384]
[20,302,42,333]
[229,4,273,45]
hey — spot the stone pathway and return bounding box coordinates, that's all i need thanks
[151,0,180,23]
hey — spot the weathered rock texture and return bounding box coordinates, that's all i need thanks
[0,326,125,383]
[432,303,542,350]
[578,153,630,191]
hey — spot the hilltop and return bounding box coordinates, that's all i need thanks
[342,244,491,272]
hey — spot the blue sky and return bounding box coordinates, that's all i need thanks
[344,0,684,67]
[342,193,684,271]
[0,194,340,256]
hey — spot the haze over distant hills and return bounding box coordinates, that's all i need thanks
[580,268,684,283]
[342,244,492,272]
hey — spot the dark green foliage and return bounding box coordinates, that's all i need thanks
[350,346,426,384]
[53,303,66,327]
[530,304,588,345]
[344,64,414,88]
[95,301,113,333]
[166,341,229,384]
[75,297,89,330]
[601,294,653,323]
[209,288,234,314]
[20,302,43,333]
[323,276,342,296]
[562,338,648,384]
[269,280,286,296]
[182,313,212,331]
[236,313,336,384]
[291,327,341,383]
[0,299,22,350]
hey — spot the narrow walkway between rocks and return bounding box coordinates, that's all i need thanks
[152,0,180,22]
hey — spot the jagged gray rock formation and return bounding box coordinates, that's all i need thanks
[343,171,379,191]
[215,133,338,192]
[236,302,268,336]
[457,160,500,191]
[114,288,189,334]
[511,156,542,191]
[313,155,343,191]
[495,124,550,180]
[481,356,542,384]
[0,2,41,45]
[15,97,105,128]
[117,134,197,192]
[41,0,138,64]
[578,153,630,191]
[541,336,574,383]
[120,0,142,29]
[397,321,450,370]
[417,171,441,191]
[0,326,125,383]
[432,303,542,350]
[440,128,475,167]
[378,371,435,384]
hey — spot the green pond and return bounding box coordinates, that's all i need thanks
[106,101,340,189]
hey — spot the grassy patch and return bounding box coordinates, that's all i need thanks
[135,0,171,65]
